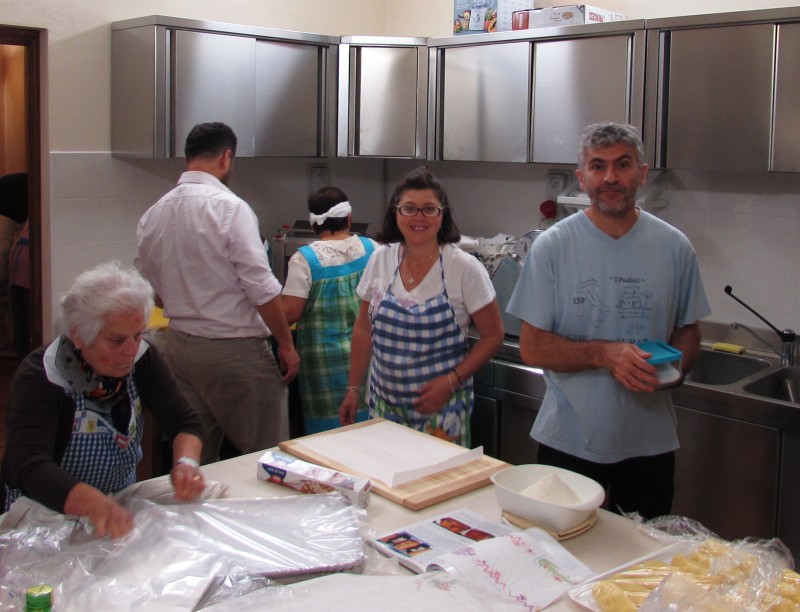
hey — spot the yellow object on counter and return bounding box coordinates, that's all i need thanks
[148,306,170,330]
[710,342,745,354]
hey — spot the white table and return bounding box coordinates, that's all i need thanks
[199,450,664,610]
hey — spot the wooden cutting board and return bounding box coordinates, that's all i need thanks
[279,419,509,511]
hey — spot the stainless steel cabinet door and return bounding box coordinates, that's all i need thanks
[532,36,633,164]
[440,42,531,162]
[665,25,774,172]
[173,30,256,157]
[342,46,424,158]
[773,23,800,172]
[256,40,321,157]
[673,405,779,540]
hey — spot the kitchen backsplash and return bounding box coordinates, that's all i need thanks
[49,152,800,338]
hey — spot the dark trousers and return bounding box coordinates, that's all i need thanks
[537,444,675,519]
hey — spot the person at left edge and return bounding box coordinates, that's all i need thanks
[136,122,300,465]
[0,261,205,539]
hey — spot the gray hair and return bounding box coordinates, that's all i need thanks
[578,122,645,167]
[61,261,154,345]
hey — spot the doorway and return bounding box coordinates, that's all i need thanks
[0,25,46,356]
[0,25,44,456]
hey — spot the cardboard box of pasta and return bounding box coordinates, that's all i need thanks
[257,449,371,508]
[512,4,625,30]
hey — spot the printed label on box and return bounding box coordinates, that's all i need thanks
[453,0,499,35]
[257,450,371,508]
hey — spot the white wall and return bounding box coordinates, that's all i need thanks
[1,0,799,338]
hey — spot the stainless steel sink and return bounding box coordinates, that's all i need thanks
[684,349,772,386]
[743,368,800,403]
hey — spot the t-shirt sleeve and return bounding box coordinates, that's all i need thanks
[356,244,391,303]
[282,251,312,298]
[459,251,496,314]
[507,238,557,331]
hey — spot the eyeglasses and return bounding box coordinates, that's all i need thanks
[395,204,446,218]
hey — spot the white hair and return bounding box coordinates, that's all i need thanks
[60,261,154,345]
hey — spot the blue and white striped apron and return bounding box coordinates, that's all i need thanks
[3,376,144,511]
[368,249,473,446]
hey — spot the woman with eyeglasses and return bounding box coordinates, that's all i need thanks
[339,167,503,446]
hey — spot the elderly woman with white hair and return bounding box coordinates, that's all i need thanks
[0,261,205,538]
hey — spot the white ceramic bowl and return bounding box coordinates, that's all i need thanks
[491,464,605,532]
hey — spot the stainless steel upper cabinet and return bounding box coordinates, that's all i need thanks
[652,24,774,171]
[112,16,337,159]
[338,39,427,158]
[437,42,531,163]
[532,34,640,164]
[173,30,257,157]
[255,40,326,157]
[773,23,800,172]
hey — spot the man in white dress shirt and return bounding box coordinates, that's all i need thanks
[136,122,300,464]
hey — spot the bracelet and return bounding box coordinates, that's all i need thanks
[346,386,361,394]
[175,456,200,469]
[451,368,465,386]
[447,372,456,395]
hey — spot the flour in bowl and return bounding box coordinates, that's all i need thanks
[520,473,581,505]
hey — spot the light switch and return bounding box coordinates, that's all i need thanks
[546,170,569,201]
[308,163,330,195]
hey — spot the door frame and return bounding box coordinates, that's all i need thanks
[1,25,45,351]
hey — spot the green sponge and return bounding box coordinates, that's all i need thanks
[711,342,746,354]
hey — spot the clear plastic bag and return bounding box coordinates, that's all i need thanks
[0,482,371,611]
[569,514,798,611]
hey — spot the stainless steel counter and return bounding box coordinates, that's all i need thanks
[469,330,800,563]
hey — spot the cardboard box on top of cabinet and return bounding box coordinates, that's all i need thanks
[454,0,536,35]
[511,4,625,30]
[453,0,497,35]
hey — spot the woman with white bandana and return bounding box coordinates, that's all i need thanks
[283,187,377,433]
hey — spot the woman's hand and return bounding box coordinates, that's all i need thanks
[64,482,134,539]
[170,462,205,501]
[413,373,457,415]
[90,497,134,539]
[339,389,360,425]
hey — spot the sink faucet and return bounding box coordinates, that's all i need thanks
[731,321,793,365]
[724,286,798,367]
[730,322,797,367]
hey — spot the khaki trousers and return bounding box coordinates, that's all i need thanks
[164,329,289,465]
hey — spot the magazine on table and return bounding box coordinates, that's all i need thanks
[371,508,595,610]
[371,508,516,573]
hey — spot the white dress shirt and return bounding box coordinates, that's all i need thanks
[136,171,283,338]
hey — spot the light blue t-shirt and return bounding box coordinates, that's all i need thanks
[507,209,711,463]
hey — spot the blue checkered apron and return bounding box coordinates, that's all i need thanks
[3,375,144,512]
[368,250,473,446]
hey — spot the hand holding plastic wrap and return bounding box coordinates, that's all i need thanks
[0,480,368,611]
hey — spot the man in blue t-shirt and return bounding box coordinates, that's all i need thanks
[507,122,710,519]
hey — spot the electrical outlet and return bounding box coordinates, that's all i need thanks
[308,163,330,195]
[545,170,569,201]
